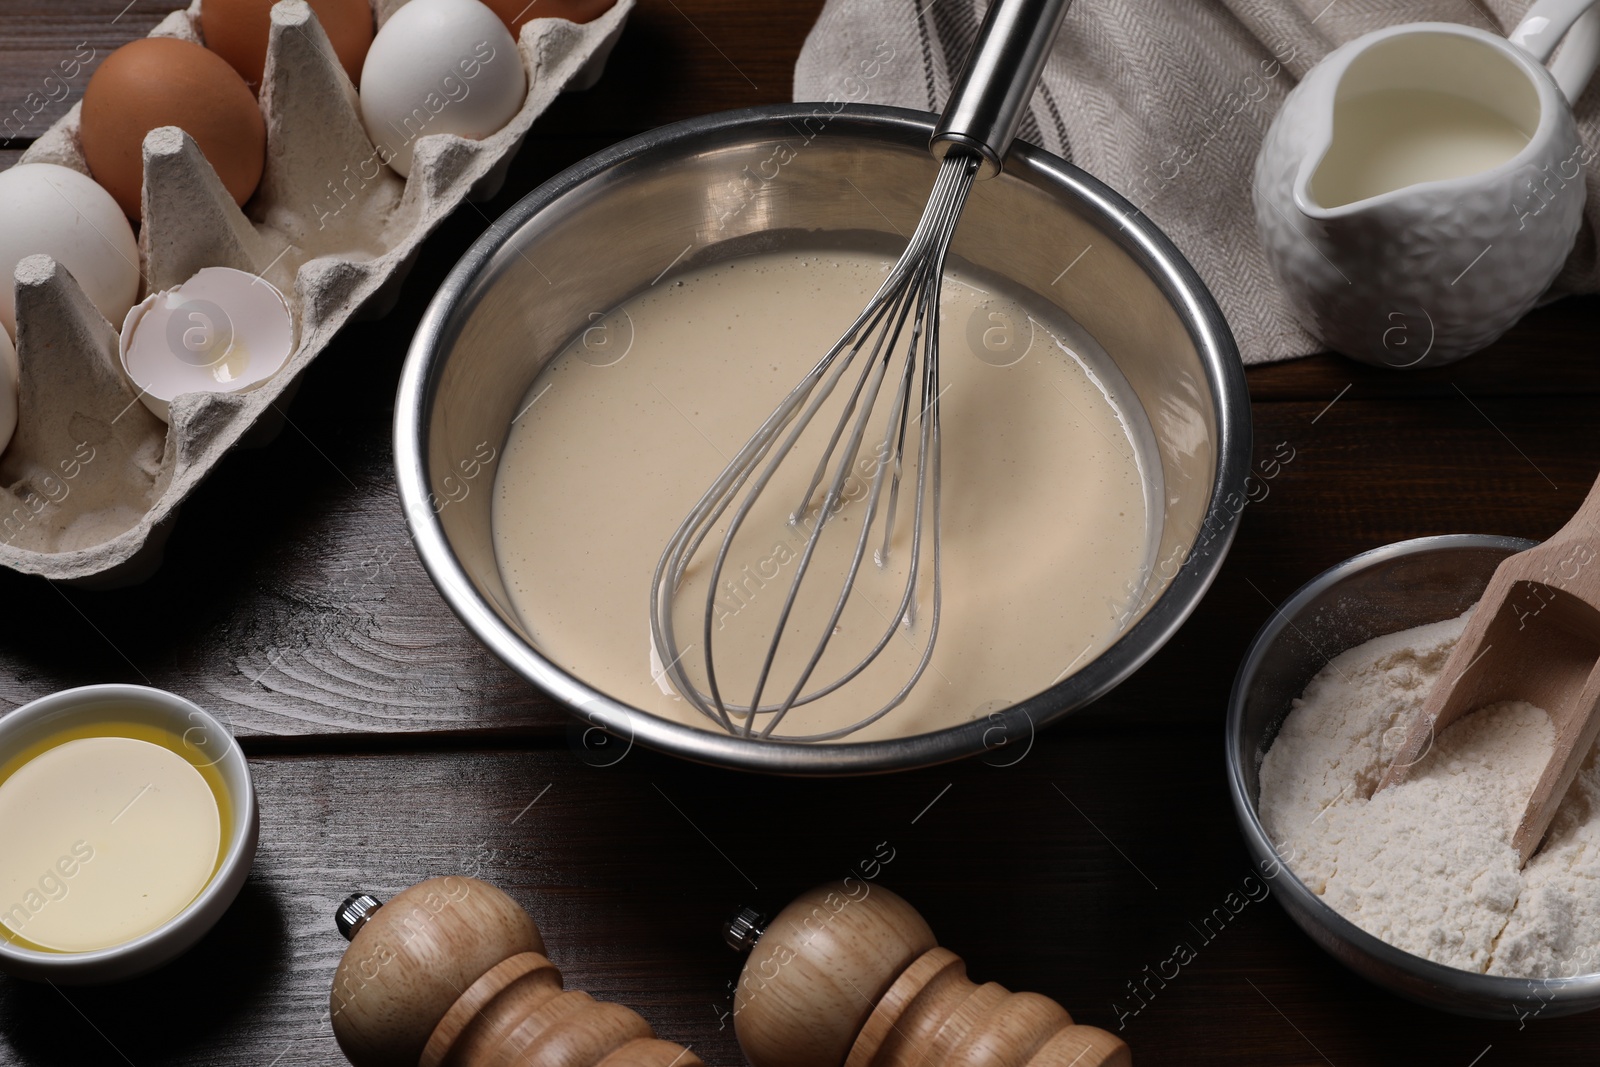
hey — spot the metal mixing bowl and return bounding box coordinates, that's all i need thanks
[1227,534,1600,1018]
[396,103,1250,774]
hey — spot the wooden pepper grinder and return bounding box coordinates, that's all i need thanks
[328,876,700,1067]
[726,882,1130,1067]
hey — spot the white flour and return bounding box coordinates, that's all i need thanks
[1259,612,1600,978]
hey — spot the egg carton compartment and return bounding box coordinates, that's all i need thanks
[0,0,631,586]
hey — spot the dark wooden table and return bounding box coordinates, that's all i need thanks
[3,2,1600,1064]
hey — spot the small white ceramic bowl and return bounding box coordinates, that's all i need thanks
[0,684,258,984]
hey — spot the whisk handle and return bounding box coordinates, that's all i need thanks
[931,0,1075,179]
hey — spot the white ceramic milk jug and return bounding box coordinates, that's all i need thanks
[1254,0,1600,367]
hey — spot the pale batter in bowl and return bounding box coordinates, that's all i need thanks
[492,248,1159,741]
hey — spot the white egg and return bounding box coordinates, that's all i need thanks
[358,0,526,178]
[0,327,16,455]
[0,164,141,339]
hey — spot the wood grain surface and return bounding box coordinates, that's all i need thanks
[2,1,1600,1065]
[7,744,1600,1066]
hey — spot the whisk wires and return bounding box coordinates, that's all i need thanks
[650,149,982,742]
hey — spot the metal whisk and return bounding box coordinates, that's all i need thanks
[650,0,1074,742]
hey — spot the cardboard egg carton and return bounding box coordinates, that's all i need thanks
[0,0,631,586]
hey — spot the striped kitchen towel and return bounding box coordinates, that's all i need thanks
[795,0,1600,363]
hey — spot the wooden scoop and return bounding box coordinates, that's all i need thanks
[1379,474,1600,865]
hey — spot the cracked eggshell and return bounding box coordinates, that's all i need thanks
[119,267,295,425]
[358,0,525,177]
[0,164,140,339]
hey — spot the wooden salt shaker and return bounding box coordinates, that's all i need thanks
[727,882,1130,1067]
[328,876,699,1067]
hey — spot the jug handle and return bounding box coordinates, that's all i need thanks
[1509,0,1600,104]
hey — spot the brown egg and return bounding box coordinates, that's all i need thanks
[202,0,374,92]
[81,37,266,221]
[480,0,614,38]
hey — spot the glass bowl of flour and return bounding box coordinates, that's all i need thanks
[1228,533,1600,1019]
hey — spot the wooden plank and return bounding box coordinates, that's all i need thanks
[0,3,1594,1067]
[0,743,1593,1065]
[544,0,828,128]
[1244,295,1600,403]
[0,2,185,142]
[5,374,1598,737]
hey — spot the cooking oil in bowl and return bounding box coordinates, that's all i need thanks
[0,719,230,954]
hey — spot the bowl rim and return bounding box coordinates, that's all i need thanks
[0,683,257,976]
[395,102,1252,774]
[1225,533,1600,1006]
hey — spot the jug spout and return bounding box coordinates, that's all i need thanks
[1300,87,1534,213]
[1293,23,1542,216]
[1254,21,1587,367]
